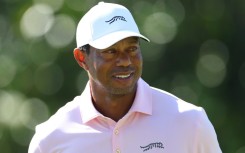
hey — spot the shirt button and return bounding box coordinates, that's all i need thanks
[116,149,120,153]
[114,129,119,135]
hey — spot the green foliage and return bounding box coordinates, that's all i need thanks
[0,0,244,152]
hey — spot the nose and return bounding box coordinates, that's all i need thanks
[116,52,132,67]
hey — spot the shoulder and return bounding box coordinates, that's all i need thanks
[149,86,217,133]
[29,95,84,152]
[35,95,82,138]
[150,86,217,131]
[138,78,203,116]
[148,85,210,127]
[150,86,201,111]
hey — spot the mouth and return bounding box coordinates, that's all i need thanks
[113,72,133,79]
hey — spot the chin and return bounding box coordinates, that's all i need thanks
[109,86,136,95]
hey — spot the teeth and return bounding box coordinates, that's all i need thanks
[115,74,131,79]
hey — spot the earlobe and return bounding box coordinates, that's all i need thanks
[73,48,88,70]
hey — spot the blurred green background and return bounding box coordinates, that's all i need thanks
[0,0,244,152]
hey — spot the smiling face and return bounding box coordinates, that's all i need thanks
[85,37,143,95]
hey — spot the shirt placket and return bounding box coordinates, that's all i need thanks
[113,126,121,153]
[107,119,123,153]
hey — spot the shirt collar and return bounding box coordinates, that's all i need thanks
[78,82,102,123]
[128,78,152,115]
[78,78,152,123]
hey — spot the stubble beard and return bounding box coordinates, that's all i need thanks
[108,83,137,96]
[107,72,140,96]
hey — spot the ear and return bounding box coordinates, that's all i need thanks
[73,48,88,70]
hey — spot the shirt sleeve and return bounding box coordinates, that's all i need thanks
[194,108,222,153]
[28,133,43,153]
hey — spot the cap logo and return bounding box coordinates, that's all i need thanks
[105,16,127,24]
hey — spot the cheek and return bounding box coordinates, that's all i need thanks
[87,54,102,71]
[134,54,143,67]
[91,59,111,77]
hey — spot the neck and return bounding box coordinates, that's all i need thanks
[90,85,137,122]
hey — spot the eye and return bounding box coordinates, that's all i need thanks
[100,48,117,59]
[102,49,116,54]
[107,49,116,54]
[128,46,138,52]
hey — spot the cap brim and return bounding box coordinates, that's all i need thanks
[89,31,150,49]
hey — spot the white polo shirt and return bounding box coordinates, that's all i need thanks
[28,78,222,153]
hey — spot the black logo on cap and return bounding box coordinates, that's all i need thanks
[105,16,127,24]
[140,142,164,152]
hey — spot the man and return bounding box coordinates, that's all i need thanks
[28,2,222,153]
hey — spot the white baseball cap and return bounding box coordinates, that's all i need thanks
[76,2,149,49]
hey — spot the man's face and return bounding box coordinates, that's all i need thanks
[85,37,143,95]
